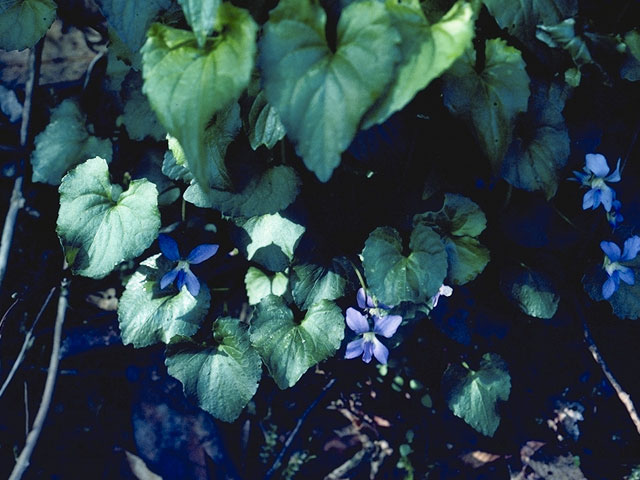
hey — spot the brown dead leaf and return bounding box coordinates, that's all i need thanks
[460,450,501,469]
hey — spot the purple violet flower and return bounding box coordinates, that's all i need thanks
[158,234,219,297]
[606,196,624,228]
[600,236,640,299]
[573,153,621,212]
[344,288,402,364]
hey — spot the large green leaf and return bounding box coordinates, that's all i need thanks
[259,0,401,181]
[178,0,221,48]
[236,213,305,272]
[536,19,594,69]
[57,157,160,278]
[500,267,559,319]
[166,318,262,422]
[414,194,489,285]
[501,81,570,199]
[442,39,530,170]
[362,224,447,306]
[250,295,344,389]
[362,0,475,128]
[443,353,511,437]
[482,0,577,51]
[141,5,256,191]
[248,91,286,150]
[244,266,288,305]
[0,0,56,51]
[31,99,113,185]
[291,257,350,311]
[118,254,211,347]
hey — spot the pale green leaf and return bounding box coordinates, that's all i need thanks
[166,317,262,422]
[363,0,475,128]
[259,0,401,181]
[291,257,350,311]
[177,0,221,48]
[443,353,511,437]
[141,5,256,191]
[118,254,211,347]
[31,99,112,185]
[248,91,286,150]
[245,266,288,305]
[442,38,530,170]
[57,157,160,278]
[500,267,559,319]
[118,74,166,141]
[250,295,344,389]
[362,224,447,306]
[0,0,56,51]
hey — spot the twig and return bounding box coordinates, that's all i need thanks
[0,37,44,293]
[8,277,69,480]
[23,381,29,439]
[264,378,336,480]
[0,287,56,399]
[0,296,20,340]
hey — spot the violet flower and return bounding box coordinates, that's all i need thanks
[573,153,621,212]
[430,284,453,308]
[344,288,402,364]
[606,196,624,228]
[158,234,218,297]
[600,236,640,299]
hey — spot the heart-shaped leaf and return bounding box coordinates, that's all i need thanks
[177,0,221,48]
[245,266,288,305]
[500,267,559,319]
[0,0,56,51]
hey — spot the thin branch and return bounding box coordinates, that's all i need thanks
[8,277,68,480]
[0,37,44,293]
[265,378,336,480]
[0,287,56,399]
[0,296,21,340]
[23,381,29,439]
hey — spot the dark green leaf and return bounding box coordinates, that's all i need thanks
[0,0,56,51]
[248,91,286,150]
[291,257,350,310]
[500,267,559,319]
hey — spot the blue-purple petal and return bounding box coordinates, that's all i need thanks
[373,314,402,338]
[160,269,179,290]
[357,288,367,309]
[582,189,595,210]
[600,241,621,261]
[618,267,635,286]
[600,187,614,212]
[345,338,365,359]
[371,337,389,364]
[602,275,618,299]
[186,244,219,264]
[346,307,369,334]
[184,269,200,296]
[362,340,374,363]
[176,269,187,291]
[158,234,181,261]
[621,236,640,261]
[605,159,621,182]
[586,153,610,177]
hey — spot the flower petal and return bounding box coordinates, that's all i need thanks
[158,234,181,261]
[600,241,621,261]
[582,189,595,210]
[345,338,365,359]
[183,269,200,296]
[176,269,186,291]
[604,158,621,183]
[160,268,179,290]
[600,187,614,212]
[372,337,389,364]
[621,236,640,261]
[346,307,369,334]
[602,275,618,299]
[186,244,219,264]
[373,314,402,338]
[618,266,635,286]
[362,340,374,363]
[586,153,610,177]
[357,288,367,309]
[590,188,602,209]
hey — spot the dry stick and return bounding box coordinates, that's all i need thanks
[8,277,69,480]
[0,287,56,399]
[0,37,44,293]
[264,378,336,480]
[23,381,29,439]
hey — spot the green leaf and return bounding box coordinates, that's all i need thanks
[583,262,640,320]
[0,0,56,51]
[166,317,262,422]
[362,224,447,306]
[178,0,221,48]
[31,99,113,186]
[118,74,166,141]
[482,0,577,50]
[248,91,286,150]
[236,213,305,272]
[141,5,257,191]
[500,267,559,319]
[118,254,211,347]
[57,157,160,278]
[245,266,288,305]
[291,257,350,311]
[621,30,640,82]
[362,0,475,128]
[162,149,193,183]
[536,19,594,68]
[250,295,344,389]
[259,0,401,181]
[184,165,301,217]
[414,194,489,285]
[443,353,511,437]
[98,0,171,66]
[501,81,570,199]
[442,38,530,170]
